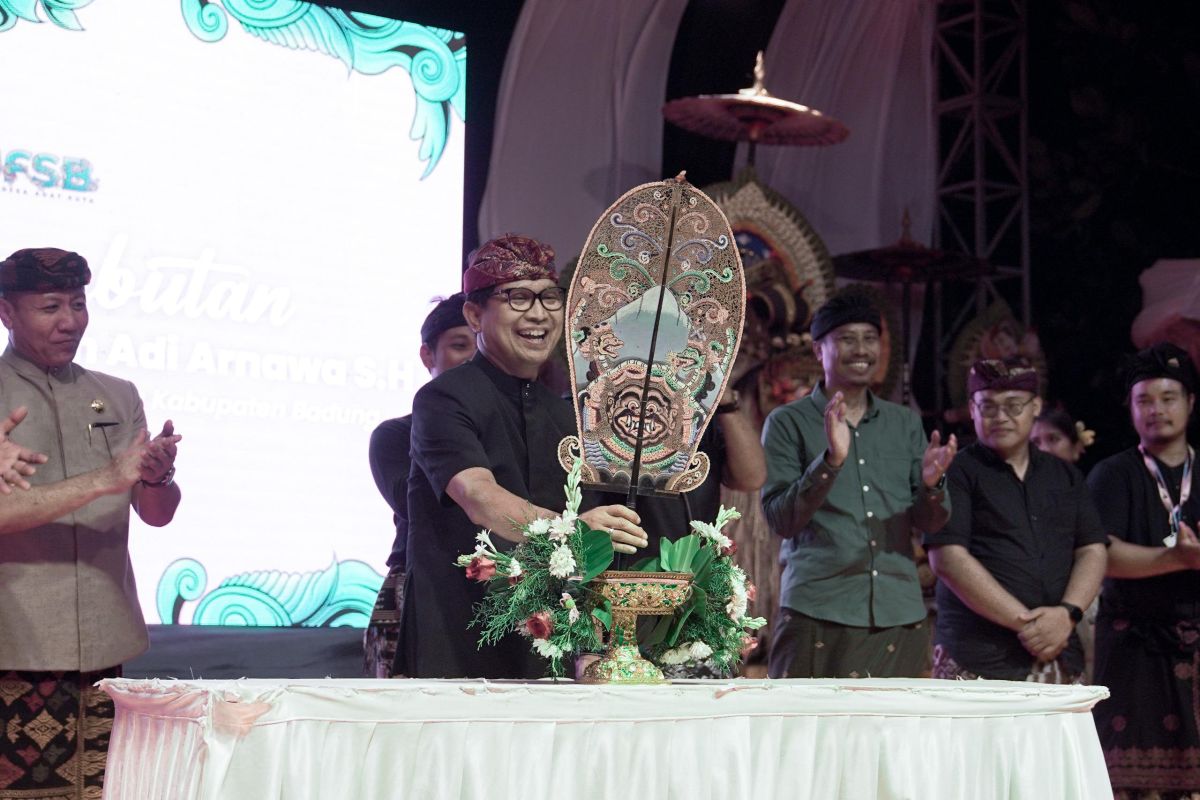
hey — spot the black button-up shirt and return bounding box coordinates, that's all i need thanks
[1089,447,1200,623]
[925,442,1107,678]
[397,353,575,678]
[367,415,412,570]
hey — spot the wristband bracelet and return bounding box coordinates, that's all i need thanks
[141,466,175,488]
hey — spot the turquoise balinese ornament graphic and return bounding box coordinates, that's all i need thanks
[181,0,466,177]
[157,557,383,626]
[0,0,93,31]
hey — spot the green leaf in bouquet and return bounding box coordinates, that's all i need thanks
[590,602,612,632]
[690,548,716,585]
[659,535,701,573]
[628,554,660,572]
[665,585,706,647]
[639,613,675,648]
[579,529,615,582]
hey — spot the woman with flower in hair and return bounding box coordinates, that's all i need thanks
[1031,407,1096,466]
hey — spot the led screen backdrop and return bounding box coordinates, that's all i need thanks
[0,1,466,626]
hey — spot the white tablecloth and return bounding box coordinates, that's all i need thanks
[100,677,1112,800]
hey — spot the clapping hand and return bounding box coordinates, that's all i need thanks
[922,430,958,489]
[0,407,48,494]
[138,420,181,485]
[823,391,851,467]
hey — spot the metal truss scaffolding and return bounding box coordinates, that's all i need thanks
[932,0,1029,413]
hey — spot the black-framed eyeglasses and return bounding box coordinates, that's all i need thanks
[973,396,1037,419]
[491,287,566,312]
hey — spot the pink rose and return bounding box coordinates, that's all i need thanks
[524,611,554,640]
[721,541,738,557]
[746,582,758,603]
[465,556,497,582]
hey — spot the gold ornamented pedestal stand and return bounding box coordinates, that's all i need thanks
[581,570,692,684]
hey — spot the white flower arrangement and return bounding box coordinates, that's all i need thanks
[726,566,749,621]
[533,638,564,659]
[548,543,577,578]
[548,510,578,542]
[659,641,715,665]
[689,506,740,551]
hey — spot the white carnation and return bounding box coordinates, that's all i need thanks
[548,544,577,578]
[526,518,552,536]
[549,510,578,542]
[688,641,714,660]
[658,645,692,665]
[690,519,731,551]
[507,559,523,578]
[726,572,749,620]
[532,638,564,659]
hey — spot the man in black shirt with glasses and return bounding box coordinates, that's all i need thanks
[925,357,1107,681]
[396,235,648,679]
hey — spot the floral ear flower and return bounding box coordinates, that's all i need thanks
[1074,420,1097,448]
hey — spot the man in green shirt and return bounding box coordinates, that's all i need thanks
[761,291,956,678]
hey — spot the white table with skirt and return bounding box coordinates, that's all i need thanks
[99,677,1111,800]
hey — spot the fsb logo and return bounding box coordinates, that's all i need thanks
[2,150,98,192]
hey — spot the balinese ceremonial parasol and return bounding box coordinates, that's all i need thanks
[662,51,849,167]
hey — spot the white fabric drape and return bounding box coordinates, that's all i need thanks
[744,0,937,255]
[101,677,1112,800]
[478,0,690,258]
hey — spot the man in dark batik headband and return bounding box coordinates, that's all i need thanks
[364,293,475,678]
[1088,342,1200,797]
[761,290,957,679]
[0,246,183,798]
[925,356,1106,682]
[396,234,648,679]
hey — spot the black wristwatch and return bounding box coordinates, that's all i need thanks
[1059,602,1083,624]
[716,389,741,414]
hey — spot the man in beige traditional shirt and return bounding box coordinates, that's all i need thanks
[0,247,181,799]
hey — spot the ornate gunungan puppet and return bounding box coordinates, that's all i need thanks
[558,174,746,500]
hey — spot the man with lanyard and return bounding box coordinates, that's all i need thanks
[364,294,475,677]
[761,290,957,679]
[0,247,182,798]
[1089,342,1200,798]
[396,235,648,679]
[924,357,1107,682]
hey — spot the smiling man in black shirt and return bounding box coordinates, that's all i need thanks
[396,235,649,679]
[925,357,1107,681]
